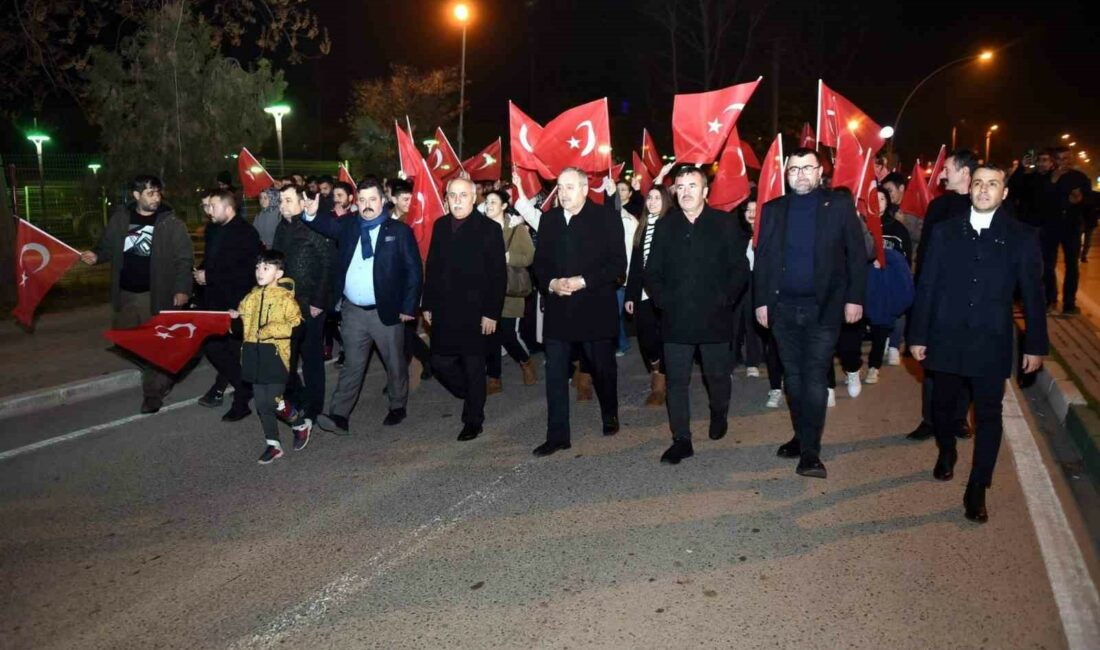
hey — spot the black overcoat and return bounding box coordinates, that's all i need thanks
[200,216,261,311]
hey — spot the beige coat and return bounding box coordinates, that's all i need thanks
[501,220,535,319]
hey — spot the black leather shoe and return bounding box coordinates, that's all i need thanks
[533,440,571,457]
[382,408,406,426]
[776,436,801,458]
[140,396,162,414]
[197,387,224,408]
[963,483,988,523]
[602,415,620,436]
[221,404,251,422]
[660,440,694,464]
[933,446,958,481]
[457,424,482,441]
[318,413,350,435]
[796,454,827,478]
[421,364,433,380]
[906,422,934,441]
[956,423,974,439]
[708,417,728,440]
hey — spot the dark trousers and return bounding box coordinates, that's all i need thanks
[771,303,840,457]
[764,330,783,391]
[932,372,1005,487]
[544,338,618,443]
[827,321,864,388]
[254,382,282,443]
[732,296,764,367]
[432,353,487,427]
[1042,224,1082,308]
[486,318,530,378]
[1082,224,1097,261]
[286,310,325,419]
[867,323,894,369]
[520,293,543,354]
[663,341,732,441]
[633,299,663,373]
[404,318,431,368]
[204,334,251,407]
[921,371,970,430]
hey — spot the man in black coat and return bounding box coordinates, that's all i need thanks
[910,164,1047,522]
[194,189,261,421]
[422,177,507,441]
[531,167,627,456]
[272,184,336,424]
[753,148,868,479]
[645,166,750,464]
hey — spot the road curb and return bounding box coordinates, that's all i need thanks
[1033,359,1088,423]
[0,370,140,420]
[1066,405,1100,490]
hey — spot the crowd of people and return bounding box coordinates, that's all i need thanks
[80,137,1100,523]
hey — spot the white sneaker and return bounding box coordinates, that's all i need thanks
[746,366,761,378]
[766,389,782,408]
[887,347,901,366]
[846,371,862,398]
[827,387,837,407]
[864,367,880,384]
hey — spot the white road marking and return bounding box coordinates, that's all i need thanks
[1003,383,1100,649]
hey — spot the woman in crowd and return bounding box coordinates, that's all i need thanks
[863,188,915,384]
[624,183,673,406]
[732,196,765,378]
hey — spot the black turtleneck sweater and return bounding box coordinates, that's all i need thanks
[780,190,819,303]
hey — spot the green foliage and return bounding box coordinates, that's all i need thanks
[82,3,286,200]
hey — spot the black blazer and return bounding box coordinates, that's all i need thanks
[532,200,626,342]
[302,210,422,326]
[753,190,868,328]
[909,205,1048,379]
[645,206,750,343]
[200,217,261,311]
[272,215,336,312]
[422,213,507,355]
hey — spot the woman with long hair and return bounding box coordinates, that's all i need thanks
[624,183,673,406]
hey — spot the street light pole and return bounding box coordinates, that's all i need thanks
[453,4,471,159]
[264,104,291,175]
[985,124,999,161]
[891,50,993,156]
[25,130,50,222]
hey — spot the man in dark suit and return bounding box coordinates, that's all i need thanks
[753,147,868,478]
[645,166,751,464]
[531,167,627,456]
[422,177,507,441]
[194,189,261,421]
[910,164,1047,522]
[301,179,422,434]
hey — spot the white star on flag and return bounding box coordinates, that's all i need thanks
[567,137,581,149]
[707,119,722,134]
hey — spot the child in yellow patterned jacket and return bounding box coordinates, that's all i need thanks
[229,250,309,464]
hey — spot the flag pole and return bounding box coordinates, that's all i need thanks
[815,79,823,153]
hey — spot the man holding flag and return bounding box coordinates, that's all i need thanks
[81,175,194,414]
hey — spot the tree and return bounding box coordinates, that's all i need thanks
[340,64,462,177]
[81,2,287,200]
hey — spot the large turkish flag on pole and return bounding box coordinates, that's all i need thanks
[534,98,612,176]
[928,144,947,198]
[104,311,231,374]
[238,147,275,198]
[754,134,785,247]
[337,164,356,188]
[514,166,544,200]
[817,80,884,154]
[632,150,653,196]
[854,149,885,267]
[800,122,817,149]
[831,128,865,194]
[509,101,550,176]
[740,139,761,170]
[428,127,464,182]
[462,138,502,182]
[672,77,762,164]
[641,128,664,177]
[12,219,81,327]
[709,127,752,212]
[408,156,448,261]
[899,160,932,219]
[395,120,423,180]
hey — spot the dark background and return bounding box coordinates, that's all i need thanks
[6,0,1099,171]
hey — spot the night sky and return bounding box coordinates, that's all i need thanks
[6,0,1100,172]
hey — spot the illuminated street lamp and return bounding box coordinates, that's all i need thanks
[452,3,471,158]
[891,49,995,154]
[263,103,291,174]
[1062,134,1071,140]
[26,129,50,218]
[985,124,999,161]
[87,163,102,175]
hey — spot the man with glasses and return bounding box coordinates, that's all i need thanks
[752,148,867,478]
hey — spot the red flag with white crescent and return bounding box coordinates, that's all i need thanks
[754,134,785,248]
[514,166,543,200]
[709,127,752,212]
[739,139,761,170]
[429,127,464,182]
[800,122,817,149]
[831,127,865,195]
[237,147,275,198]
[817,80,884,154]
[632,150,653,196]
[338,164,356,188]
[12,219,81,327]
[899,160,932,219]
[586,162,624,205]
[395,120,422,180]
[928,144,947,198]
[408,156,448,261]
[540,187,559,213]
[641,128,664,177]
[534,98,612,176]
[104,311,231,374]
[509,101,553,177]
[854,149,885,267]
[462,138,502,182]
[672,77,762,164]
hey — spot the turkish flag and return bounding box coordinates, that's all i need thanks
[899,160,932,219]
[514,166,543,200]
[540,187,559,213]
[641,128,664,177]
[395,120,423,180]
[632,151,653,196]
[104,311,231,374]
[238,148,275,198]
[831,127,865,194]
[740,139,761,170]
[817,80,884,155]
[709,127,752,212]
[338,164,356,188]
[672,77,761,164]
[509,101,552,177]
[587,163,624,205]
[928,144,947,198]
[853,149,885,267]
[408,156,448,261]
[12,219,80,327]
[800,123,817,149]
[534,98,612,176]
[428,127,464,182]
[754,134,785,247]
[463,138,502,182]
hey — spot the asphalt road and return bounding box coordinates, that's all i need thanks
[1,353,1097,649]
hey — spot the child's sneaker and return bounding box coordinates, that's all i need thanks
[746,366,761,378]
[765,388,782,408]
[258,443,284,465]
[865,367,880,384]
[274,396,305,427]
[293,419,312,451]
